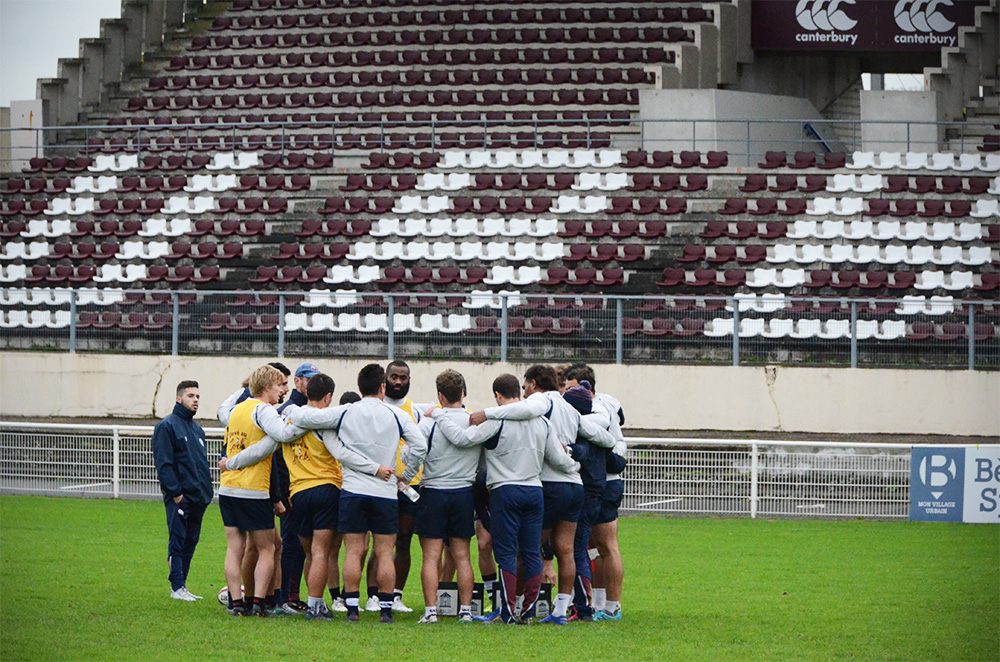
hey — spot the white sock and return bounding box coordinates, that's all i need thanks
[424,606,436,617]
[605,600,621,614]
[515,595,524,613]
[346,596,359,608]
[459,605,471,615]
[552,593,572,617]
[307,596,324,610]
[592,588,607,611]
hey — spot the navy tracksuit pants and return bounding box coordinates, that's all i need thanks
[165,497,208,591]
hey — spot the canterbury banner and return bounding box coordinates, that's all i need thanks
[752,0,991,52]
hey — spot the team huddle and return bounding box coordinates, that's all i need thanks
[152,360,626,625]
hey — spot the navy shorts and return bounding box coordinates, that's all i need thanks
[338,491,398,536]
[596,479,624,525]
[415,487,475,540]
[289,483,340,538]
[219,495,274,532]
[542,482,584,530]
[473,473,491,532]
[398,486,421,518]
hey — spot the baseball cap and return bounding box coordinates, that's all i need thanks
[294,363,320,378]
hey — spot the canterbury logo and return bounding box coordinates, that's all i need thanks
[795,0,858,31]
[894,0,956,33]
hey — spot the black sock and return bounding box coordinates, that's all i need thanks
[329,587,340,602]
[232,597,243,610]
[265,593,276,609]
[345,590,360,615]
[367,584,378,599]
[253,596,266,609]
[379,592,393,615]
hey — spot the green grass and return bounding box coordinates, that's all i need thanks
[1,495,997,661]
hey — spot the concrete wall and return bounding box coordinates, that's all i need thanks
[5,100,42,173]
[638,89,825,166]
[860,91,940,153]
[1,353,996,437]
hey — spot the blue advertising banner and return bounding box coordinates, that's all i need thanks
[909,447,964,522]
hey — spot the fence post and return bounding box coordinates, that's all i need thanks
[731,301,740,366]
[171,292,179,356]
[615,298,623,364]
[850,300,858,368]
[750,442,758,519]
[69,289,77,353]
[112,426,121,499]
[968,303,975,371]
[500,295,508,363]
[745,120,751,165]
[277,294,285,358]
[387,295,395,360]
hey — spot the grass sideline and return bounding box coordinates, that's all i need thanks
[1,495,997,662]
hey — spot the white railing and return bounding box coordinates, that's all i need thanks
[0,421,917,518]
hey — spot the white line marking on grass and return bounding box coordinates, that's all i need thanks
[59,482,111,490]
[636,498,683,507]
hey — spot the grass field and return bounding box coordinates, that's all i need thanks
[1,495,997,661]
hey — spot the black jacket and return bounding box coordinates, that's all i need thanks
[152,402,213,504]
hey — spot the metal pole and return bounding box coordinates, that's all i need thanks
[850,300,858,368]
[277,294,285,358]
[112,426,121,499]
[731,302,740,367]
[500,296,508,363]
[968,303,975,371]
[745,120,751,165]
[171,292,179,356]
[69,289,77,353]
[750,442,758,519]
[387,294,395,360]
[615,298,623,364]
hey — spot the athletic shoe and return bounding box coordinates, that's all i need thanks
[250,604,268,618]
[217,587,229,605]
[331,597,348,612]
[280,601,305,616]
[457,613,474,623]
[594,609,622,621]
[170,588,197,602]
[380,613,395,624]
[539,614,568,626]
[267,606,291,617]
[515,616,533,626]
[346,612,360,623]
[474,609,500,622]
[305,606,334,622]
[365,596,380,612]
[391,596,413,613]
[228,605,248,617]
[417,613,438,624]
[180,587,203,600]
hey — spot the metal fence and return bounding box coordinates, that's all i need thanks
[0,422,920,519]
[1,289,997,369]
[3,118,996,172]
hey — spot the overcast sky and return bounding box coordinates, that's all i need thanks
[0,0,122,107]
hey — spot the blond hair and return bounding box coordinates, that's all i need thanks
[248,365,284,398]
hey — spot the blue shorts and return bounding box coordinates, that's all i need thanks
[415,486,475,540]
[542,482,584,530]
[338,491,398,536]
[596,479,624,525]
[398,486,421,518]
[219,495,274,532]
[289,483,340,537]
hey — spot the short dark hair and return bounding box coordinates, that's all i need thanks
[523,365,558,392]
[358,364,386,396]
[563,363,596,390]
[176,380,198,396]
[306,373,335,402]
[386,359,409,373]
[492,374,521,399]
[436,369,465,404]
[268,362,291,377]
[339,391,361,405]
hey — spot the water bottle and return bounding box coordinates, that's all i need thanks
[398,482,420,502]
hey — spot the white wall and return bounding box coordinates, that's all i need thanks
[1,353,996,437]
[860,91,940,153]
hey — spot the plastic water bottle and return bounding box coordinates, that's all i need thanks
[398,482,420,502]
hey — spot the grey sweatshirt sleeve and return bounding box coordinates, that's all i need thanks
[286,403,351,430]
[483,393,548,421]
[226,436,279,471]
[579,415,616,448]
[432,410,502,447]
[252,403,306,442]
[217,388,244,426]
[399,413,428,483]
[586,401,612,431]
[544,421,580,474]
[323,429,381,476]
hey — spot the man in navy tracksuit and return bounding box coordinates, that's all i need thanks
[152,380,213,601]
